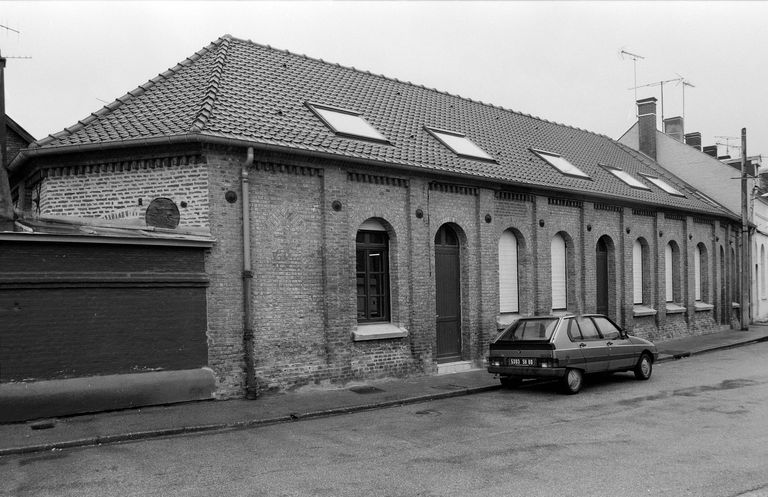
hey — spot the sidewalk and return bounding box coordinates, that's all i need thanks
[2,325,768,457]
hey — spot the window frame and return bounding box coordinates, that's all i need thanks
[498,230,520,313]
[551,234,568,310]
[306,102,389,144]
[639,174,686,197]
[531,149,591,179]
[356,230,391,323]
[424,127,496,162]
[600,164,650,190]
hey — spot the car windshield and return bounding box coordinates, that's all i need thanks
[498,318,559,341]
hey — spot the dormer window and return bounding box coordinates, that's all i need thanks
[641,174,685,197]
[307,103,388,143]
[425,127,495,161]
[601,164,650,190]
[532,149,590,179]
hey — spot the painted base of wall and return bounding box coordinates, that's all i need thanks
[0,368,216,423]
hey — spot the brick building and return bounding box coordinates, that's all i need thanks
[8,35,741,400]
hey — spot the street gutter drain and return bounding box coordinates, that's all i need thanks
[349,386,384,394]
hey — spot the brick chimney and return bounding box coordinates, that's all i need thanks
[637,97,657,160]
[702,145,718,157]
[663,116,684,142]
[684,132,702,151]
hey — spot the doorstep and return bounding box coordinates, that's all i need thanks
[437,361,475,374]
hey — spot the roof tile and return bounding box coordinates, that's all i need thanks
[30,35,730,216]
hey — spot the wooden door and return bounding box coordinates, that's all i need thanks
[435,225,461,362]
[596,238,609,315]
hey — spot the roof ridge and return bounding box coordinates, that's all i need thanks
[224,34,613,141]
[190,36,231,133]
[29,36,231,149]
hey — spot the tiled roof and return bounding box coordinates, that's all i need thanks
[26,35,732,217]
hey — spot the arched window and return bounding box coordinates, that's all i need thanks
[694,244,702,301]
[356,219,389,322]
[665,243,673,302]
[632,239,645,305]
[551,234,567,310]
[761,245,766,298]
[694,243,710,303]
[665,242,681,303]
[498,230,519,313]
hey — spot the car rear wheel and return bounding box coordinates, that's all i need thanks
[634,353,653,380]
[500,376,522,388]
[561,368,583,394]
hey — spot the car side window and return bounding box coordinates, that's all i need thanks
[576,317,600,340]
[566,318,582,342]
[593,316,621,340]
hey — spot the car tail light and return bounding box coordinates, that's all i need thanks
[539,359,557,368]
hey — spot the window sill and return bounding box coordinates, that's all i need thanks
[352,323,408,341]
[633,305,657,317]
[665,303,687,314]
[496,312,520,330]
[694,302,714,312]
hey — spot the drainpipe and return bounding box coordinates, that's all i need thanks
[242,147,257,398]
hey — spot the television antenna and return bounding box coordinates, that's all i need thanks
[630,75,694,125]
[619,49,645,104]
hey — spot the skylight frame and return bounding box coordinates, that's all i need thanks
[531,149,591,179]
[639,173,686,197]
[425,127,496,162]
[600,164,650,190]
[306,102,389,144]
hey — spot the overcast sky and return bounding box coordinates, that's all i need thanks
[1,1,767,159]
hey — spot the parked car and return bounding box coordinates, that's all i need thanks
[487,314,658,394]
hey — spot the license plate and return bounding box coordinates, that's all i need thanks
[508,358,536,366]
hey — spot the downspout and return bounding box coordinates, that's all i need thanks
[242,147,257,398]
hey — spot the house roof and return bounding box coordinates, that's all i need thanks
[15,35,734,218]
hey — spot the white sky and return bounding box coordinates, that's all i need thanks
[1,1,767,159]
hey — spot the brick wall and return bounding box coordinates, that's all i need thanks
[27,145,743,397]
[38,161,209,227]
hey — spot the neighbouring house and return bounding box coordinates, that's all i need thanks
[618,100,767,323]
[6,35,742,410]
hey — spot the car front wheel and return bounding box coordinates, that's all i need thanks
[561,368,583,394]
[634,353,653,380]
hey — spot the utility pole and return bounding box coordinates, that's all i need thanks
[0,49,14,229]
[741,127,750,329]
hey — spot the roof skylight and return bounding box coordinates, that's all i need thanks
[307,103,388,143]
[532,149,590,179]
[426,128,495,161]
[602,165,650,190]
[642,175,685,197]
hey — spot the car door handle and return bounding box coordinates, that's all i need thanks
[579,343,587,348]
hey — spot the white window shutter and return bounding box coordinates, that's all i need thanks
[665,244,673,302]
[694,245,702,301]
[498,231,519,313]
[551,235,567,309]
[633,240,643,304]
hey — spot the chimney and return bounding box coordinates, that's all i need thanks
[702,145,718,157]
[637,97,657,160]
[684,132,702,151]
[663,116,684,142]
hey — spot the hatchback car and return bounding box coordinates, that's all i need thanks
[487,314,658,394]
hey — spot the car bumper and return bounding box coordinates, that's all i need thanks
[487,366,567,378]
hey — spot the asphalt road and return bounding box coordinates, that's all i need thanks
[3,343,768,497]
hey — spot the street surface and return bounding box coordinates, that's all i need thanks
[2,343,768,497]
